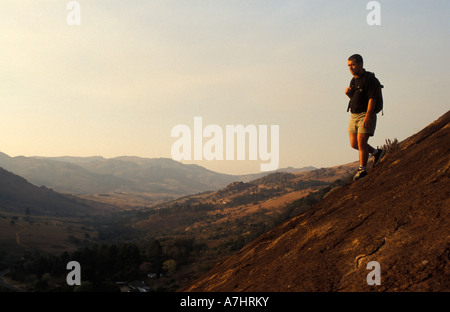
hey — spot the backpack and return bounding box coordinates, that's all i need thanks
[347,72,384,115]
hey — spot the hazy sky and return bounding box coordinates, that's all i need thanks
[1,1,449,174]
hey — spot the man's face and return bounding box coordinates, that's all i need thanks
[348,60,363,77]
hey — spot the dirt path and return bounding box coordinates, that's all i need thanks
[0,269,24,292]
[15,224,29,248]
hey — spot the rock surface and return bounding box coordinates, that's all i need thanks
[183,111,450,292]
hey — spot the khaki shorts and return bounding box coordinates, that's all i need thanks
[348,112,377,136]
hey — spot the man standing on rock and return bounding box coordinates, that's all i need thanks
[345,54,385,181]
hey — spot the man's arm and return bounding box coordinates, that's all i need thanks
[345,87,353,98]
[363,74,379,128]
[345,78,355,98]
[363,98,376,128]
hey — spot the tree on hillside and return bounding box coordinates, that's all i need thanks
[163,259,177,276]
[144,239,164,275]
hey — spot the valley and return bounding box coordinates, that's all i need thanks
[0,155,354,291]
[0,212,96,258]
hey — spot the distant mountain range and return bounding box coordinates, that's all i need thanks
[0,153,315,196]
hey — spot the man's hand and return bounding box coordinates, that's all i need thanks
[363,115,372,128]
[345,87,352,97]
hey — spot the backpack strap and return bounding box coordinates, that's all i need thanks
[380,84,384,115]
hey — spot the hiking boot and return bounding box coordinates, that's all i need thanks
[353,169,368,181]
[372,149,386,168]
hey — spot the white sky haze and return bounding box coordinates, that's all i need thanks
[0,1,449,174]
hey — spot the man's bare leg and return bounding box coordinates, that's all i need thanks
[349,133,359,151]
[357,133,375,167]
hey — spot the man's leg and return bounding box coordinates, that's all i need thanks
[357,133,376,167]
[349,133,359,151]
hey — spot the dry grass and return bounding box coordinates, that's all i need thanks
[0,212,96,256]
[381,138,400,154]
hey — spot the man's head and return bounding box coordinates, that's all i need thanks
[348,54,364,77]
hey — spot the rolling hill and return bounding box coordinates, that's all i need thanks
[0,167,118,217]
[126,160,355,290]
[134,162,354,241]
[183,110,450,292]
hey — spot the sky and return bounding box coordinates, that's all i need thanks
[0,0,449,175]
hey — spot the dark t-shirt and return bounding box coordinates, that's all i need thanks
[348,70,382,114]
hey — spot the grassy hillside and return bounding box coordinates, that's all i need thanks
[0,167,119,217]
